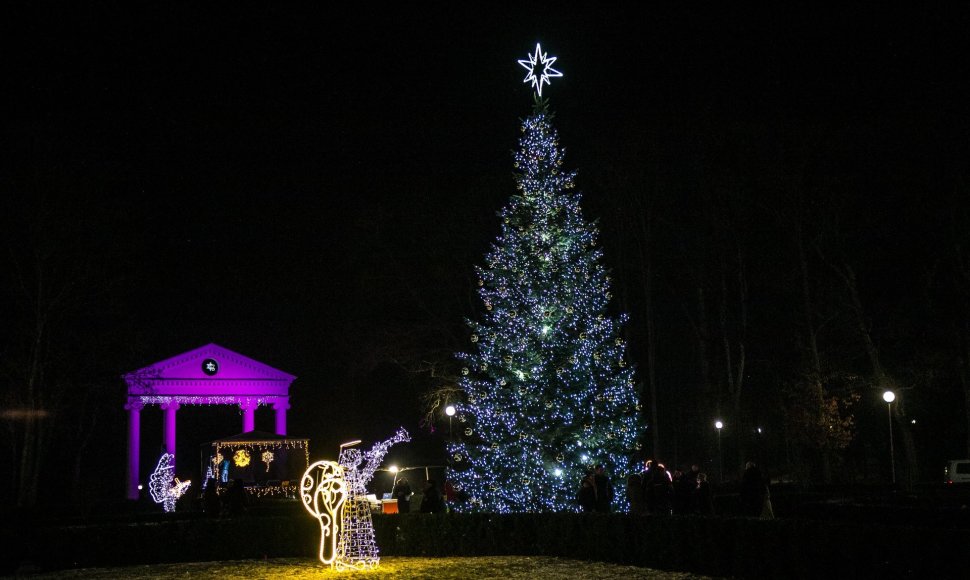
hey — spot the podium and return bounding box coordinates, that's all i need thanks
[381,498,399,514]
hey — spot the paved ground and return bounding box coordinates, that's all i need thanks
[23,556,716,579]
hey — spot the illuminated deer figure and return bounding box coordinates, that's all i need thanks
[300,461,347,567]
[335,428,410,570]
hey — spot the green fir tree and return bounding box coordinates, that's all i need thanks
[449,105,645,512]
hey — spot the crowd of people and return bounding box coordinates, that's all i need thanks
[621,461,714,516]
[197,462,771,518]
[201,478,248,518]
[391,477,449,513]
[580,460,772,517]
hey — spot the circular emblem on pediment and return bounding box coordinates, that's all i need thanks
[202,358,219,376]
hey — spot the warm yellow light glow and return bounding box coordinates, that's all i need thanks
[0,408,50,420]
[262,450,275,472]
[301,461,348,568]
[341,439,362,449]
[172,477,192,498]
[233,449,251,467]
[389,465,399,474]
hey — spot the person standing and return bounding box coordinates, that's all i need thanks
[672,469,692,515]
[577,470,597,512]
[224,478,248,517]
[740,461,767,517]
[682,464,701,513]
[593,464,614,513]
[202,479,221,518]
[650,463,673,516]
[392,477,412,513]
[419,479,444,513]
[641,460,656,514]
[695,473,715,515]
[627,472,646,515]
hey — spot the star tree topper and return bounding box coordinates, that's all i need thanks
[518,43,563,97]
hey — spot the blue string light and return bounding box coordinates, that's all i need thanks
[449,111,645,513]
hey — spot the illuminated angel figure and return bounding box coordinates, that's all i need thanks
[301,461,347,567]
[335,428,410,570]
[148,453,192,512]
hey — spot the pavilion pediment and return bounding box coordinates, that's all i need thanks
[126,343,296,382]
[124,343,296,398]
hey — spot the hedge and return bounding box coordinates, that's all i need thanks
[6,511,969,578]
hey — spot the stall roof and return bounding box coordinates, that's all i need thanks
[206,430,308,446]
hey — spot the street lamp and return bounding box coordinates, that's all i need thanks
[444,404,456,438]
[714,420,724,483]
[883,390,896,484]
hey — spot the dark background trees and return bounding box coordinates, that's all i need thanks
[2,5,969,507]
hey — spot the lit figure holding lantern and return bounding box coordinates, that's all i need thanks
[301,461,347,567]
[334,428,410,570]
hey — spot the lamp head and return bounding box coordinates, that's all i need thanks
[882,391,896,404]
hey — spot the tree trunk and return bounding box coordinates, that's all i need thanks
[718,246,747,471]
[634,209,660,459]
[833,260,918,487]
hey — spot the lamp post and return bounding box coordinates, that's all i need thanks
[715,420,724,483]
[445,405,456,439]
[883,391,896,484]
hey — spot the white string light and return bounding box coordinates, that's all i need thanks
[335,428,410,571]
[148,453,191,512]
[518,43,563,97]
[450,105,644,513]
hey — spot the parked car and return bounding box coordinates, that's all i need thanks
[944,459,970,484]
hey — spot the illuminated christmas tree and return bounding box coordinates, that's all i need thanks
[449,45,645,513]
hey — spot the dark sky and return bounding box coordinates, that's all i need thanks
[4,4,970,486]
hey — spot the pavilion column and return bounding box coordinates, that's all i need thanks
[125,399,144,500]
[161,401,180,456]
[273,398,290,436]
[241,400,257,433]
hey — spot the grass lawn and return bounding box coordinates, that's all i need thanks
[25,556,715,579]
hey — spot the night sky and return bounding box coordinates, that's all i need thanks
[4,5,970,499]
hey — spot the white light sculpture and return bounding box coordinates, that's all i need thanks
[203,465,214,489]
[148,453,191,513]
[301,461,348,567]
[518,43,563,96]
[335,427,410,571]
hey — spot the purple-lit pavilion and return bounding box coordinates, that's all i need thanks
[123,343,296,499]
